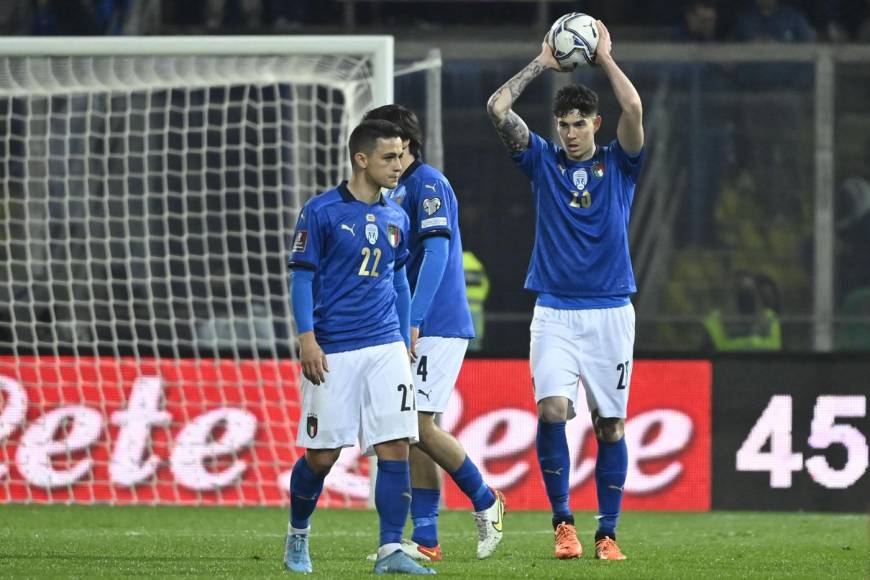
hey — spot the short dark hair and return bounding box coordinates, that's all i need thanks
[552,85,599,118]
[363,104,424,158]
[347,119,404,164]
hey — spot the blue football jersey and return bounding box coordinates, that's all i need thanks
[288,182,411,354]
[513,132,645,299]
[385,160,474,339]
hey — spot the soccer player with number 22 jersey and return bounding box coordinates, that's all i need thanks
[283,119,435,576]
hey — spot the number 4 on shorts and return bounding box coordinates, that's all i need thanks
[416,355,428,382]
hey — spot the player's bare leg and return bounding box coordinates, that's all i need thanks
[416,412,506,559]
[372,439,435,575]
[284,448,341,573]
[592,412,628,560]
[537,396,582,559]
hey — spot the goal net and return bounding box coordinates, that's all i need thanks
[0,36,392,505]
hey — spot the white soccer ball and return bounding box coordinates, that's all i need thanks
[548,13,599,70]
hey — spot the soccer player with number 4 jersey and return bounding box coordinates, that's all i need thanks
[486,20,643,562]
[363,105,505,563]
[283,119,434,576]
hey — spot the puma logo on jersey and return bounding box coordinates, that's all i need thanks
[340,223,356,236]
[417,388,432,401]
[543,468,564,476]
[424,183,437,191]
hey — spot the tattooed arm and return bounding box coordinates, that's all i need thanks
[486,41,562,153]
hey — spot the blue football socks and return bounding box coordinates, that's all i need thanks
[410,487,441,548]
[595,437,628,539]
[450,455,495,512]
[375,460,412,546]
[536,420,572,524]
[289,456,325,529]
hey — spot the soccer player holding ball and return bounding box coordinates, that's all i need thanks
[486,19,643,561]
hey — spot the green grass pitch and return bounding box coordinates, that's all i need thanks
[0,505,866,578]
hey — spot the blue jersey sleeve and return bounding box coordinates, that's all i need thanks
[288,204,324,271]
[611,139,645,182]
[511,131,549,180]
[415,177,454,239]
[409,235,449,327]
[289,268,315,333]
[393,266,411,346]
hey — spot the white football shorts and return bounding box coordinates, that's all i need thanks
[296,340,419,456]
[411,336,469,413]
[529,304,635,419]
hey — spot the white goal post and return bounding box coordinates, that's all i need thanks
[0,36,393,505]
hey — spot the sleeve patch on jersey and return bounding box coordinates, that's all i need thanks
[292,230,308,252]
[422,197,442,215]
[421,217,448,229]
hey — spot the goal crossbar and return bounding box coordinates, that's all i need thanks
[0,36,394,105]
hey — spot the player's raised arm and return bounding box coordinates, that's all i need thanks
[594,20,644,154]
[486,41,560,153]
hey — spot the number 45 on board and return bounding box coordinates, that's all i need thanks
[736,395,868,489]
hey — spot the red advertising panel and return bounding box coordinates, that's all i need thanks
[0,356,305,505]
[0,357,710,509]
[442,360,712,511]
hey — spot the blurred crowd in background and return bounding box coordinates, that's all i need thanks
[2,0,870,41]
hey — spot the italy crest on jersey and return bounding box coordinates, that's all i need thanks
[365,223,378,245]
[572,168,588,191]
[388,224,400,247]
[592,161,605,178]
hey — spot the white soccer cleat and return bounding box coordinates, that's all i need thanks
[472,489,506,559]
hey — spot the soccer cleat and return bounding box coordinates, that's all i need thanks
[283,533,313,573]
[594,536,627,560]
[554,522,583,559]
[366,539,443,562]
[407,540,443,562]
[472,489,506,559]
[373,549,437,575]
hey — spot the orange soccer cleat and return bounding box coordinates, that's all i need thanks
[554,522,583,559]
[594,536,627,560]
[413,542,443,562]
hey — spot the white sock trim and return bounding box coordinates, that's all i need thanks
[377,543,402,560]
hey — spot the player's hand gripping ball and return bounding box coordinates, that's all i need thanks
[547,13,599,70]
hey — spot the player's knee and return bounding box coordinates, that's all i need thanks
[416,412,438,442]
[305,448,341,475]
[537,397,570,422]
[374,438,410,461]
[595,418,624,443]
